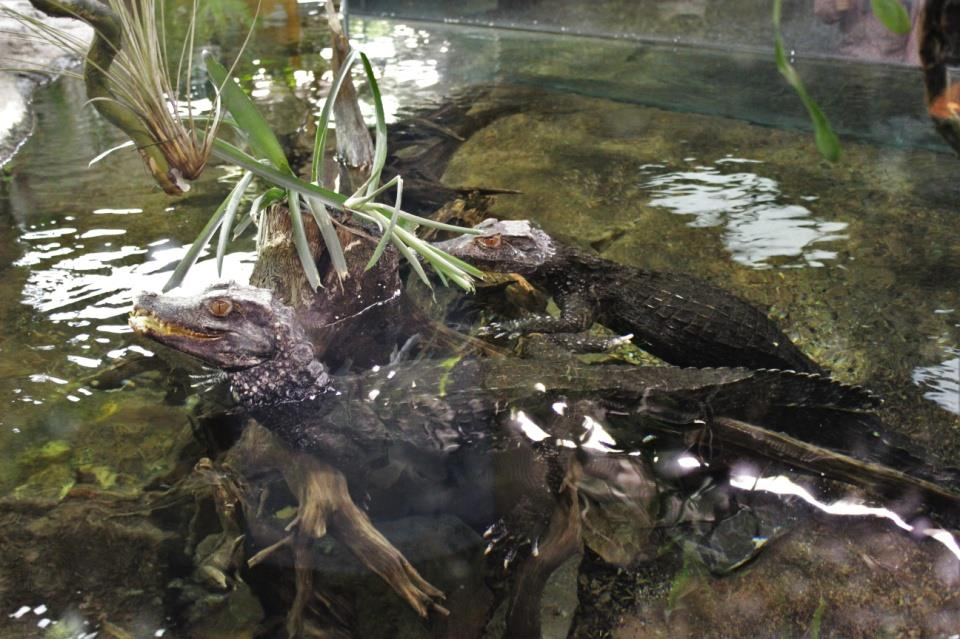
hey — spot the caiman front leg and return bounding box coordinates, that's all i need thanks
[480,291,634,356]
[478,291,595,338]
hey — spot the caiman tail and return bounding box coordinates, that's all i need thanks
[630,368,879,424]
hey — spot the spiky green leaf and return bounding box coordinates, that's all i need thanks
[205,52,292,173]
[232,186,285,240]
[213,139,347,208]
[163,196,230,292]
[366,177,402,270]
[305,198,349,280]
[216,170,254,274]
[288,191,323,290]
[360,52,388,196]
[773,0,840,162]
[312,48,360,184]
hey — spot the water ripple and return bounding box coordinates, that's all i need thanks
[644,159,848,269]
[912,351,960,415]
[19,232,256,321]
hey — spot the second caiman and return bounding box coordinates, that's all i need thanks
[435,218,824,372]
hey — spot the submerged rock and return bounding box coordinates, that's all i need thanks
[0,498,181,637]
[606,513,960,637]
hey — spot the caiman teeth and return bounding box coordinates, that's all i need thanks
[128,307,221,340]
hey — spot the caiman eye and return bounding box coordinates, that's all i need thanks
[476,233,502,249]
[208,299,233,317]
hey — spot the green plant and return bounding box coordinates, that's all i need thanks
[871,0,912,35]
[773,0,911,162]
[3,0,251,192]
[772,0,840,162]
[8,1,481,291]
[163,50,482,293]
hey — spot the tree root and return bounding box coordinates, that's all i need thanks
[229,423,447,625]
[278,453,448,619]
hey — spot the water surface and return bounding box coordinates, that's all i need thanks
[0,5,958,638]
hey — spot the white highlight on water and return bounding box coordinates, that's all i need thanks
[730,473,960,561]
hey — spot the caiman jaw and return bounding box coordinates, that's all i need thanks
[128,306,222,340]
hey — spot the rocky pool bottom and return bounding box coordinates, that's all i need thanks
[0,80,958,637]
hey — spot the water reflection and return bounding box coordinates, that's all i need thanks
[6,184,255,409]
[912,350,960,415]
[19,231,254,321]
[644,158,848,269]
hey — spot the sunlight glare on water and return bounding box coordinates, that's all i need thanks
[730,472,960,561]
[644,157,849,269]
[912,351,960,415]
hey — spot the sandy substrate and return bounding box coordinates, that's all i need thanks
[0,0,92,165]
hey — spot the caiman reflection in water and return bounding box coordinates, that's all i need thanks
[130,281,960,637]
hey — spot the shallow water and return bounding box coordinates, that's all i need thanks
[0,4,959,638]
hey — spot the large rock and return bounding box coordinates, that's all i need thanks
[0,0,92,165]
[602,514,960,637]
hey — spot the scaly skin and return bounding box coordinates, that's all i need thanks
[128,282,882,484]
[435,219,824,373]
[130,283,960,634]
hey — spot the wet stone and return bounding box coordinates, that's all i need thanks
[0,499,182,636]
[605,514,960,637]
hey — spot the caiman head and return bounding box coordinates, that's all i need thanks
[434,218,557,276]
[129,283,330,406]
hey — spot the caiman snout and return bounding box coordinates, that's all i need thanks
[128,292,222,341]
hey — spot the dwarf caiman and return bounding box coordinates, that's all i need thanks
[434,219,823,373]
[128,283,871,469]
[129,283,960,631]
[125,283,960,513]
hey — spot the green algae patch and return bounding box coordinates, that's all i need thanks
[13,465,75,502]
[36,440,72,462]
[77,463,119,490]
[3,383,196,501]
[437,354,463,397]
[808,595,827,639]
[274,505,298,520]
[666,548,711,614]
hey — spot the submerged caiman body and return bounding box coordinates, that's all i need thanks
[262,358,870,474]
[126,282,944,502]
[436,219,823,373]
[129,282,960,626]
